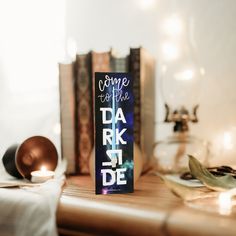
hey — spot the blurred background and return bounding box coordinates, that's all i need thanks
[0,0,236,166]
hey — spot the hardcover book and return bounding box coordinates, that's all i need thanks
[75,51,111,174]
[95,72,134,194]
[75,53,93,174]
[59,62,76,174]
[91,51,111,74]
[129,47,155,170]
[111,55,128,73]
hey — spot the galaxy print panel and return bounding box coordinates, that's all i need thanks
[95,72,134,194]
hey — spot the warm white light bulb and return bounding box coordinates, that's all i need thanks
[218,192,232,215]
[138,0,156,10]
[162,42,179,60]
[174,69,194,81]
[162,15,183,36]
[200,67,205,76]
[223,132,234,150]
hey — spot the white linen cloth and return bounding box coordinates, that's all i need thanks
[0,161,66,236]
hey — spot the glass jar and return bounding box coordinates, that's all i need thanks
[153,132,209,174]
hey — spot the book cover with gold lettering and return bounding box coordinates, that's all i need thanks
[95,72,133,194]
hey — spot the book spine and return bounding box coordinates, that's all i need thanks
[129,49,141,148]
[129,48,156,169]
[75,54,93,174]
[91,51,111,142]
[110,56,128,72]
[59,62,76,174]
[140,49,156,167]
[92,52,111,74]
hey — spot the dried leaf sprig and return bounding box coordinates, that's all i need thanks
[188,155,236,191]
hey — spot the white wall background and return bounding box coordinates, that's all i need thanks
[0,0,236,166]
[0,0,66,159]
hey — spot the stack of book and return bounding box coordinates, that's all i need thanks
[59,47,155,174]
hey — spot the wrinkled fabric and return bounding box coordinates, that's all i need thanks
[0,164,64,236]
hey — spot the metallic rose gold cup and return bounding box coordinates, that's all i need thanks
[2,136,58,180]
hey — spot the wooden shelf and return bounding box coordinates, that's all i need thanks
[57,174,236,236]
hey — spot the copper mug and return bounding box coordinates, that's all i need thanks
[2,136,58,180]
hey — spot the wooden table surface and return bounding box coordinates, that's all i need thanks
[57,174,236,236]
